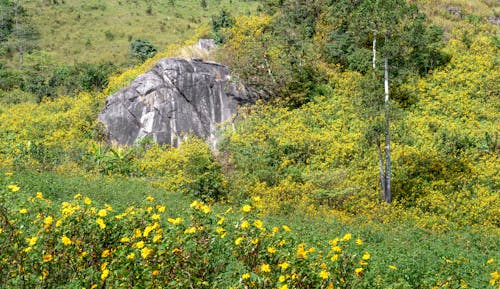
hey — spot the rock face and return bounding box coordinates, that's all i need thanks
[98,57,253,147]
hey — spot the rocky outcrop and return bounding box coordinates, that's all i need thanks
[98,57,254,147]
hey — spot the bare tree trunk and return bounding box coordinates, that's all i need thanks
[383,46,392,203]
[376,135,386,196]
[372,32,377,71]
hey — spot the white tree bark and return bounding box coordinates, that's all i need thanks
[383,47,392,203]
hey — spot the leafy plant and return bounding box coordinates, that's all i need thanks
[129,39,157,62]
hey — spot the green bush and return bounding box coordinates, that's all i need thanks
[129,39,157,62]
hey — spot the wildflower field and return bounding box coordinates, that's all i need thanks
[1,0,499,287]
[1,171,499,288]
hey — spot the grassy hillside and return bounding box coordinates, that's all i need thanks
[20,0,258,65]
[0,0,499,288]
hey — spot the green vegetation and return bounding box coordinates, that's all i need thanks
[0,0,258,104]
[0,0,499,287]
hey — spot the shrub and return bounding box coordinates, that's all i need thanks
[0,176,372,288]
[129,39,157,62]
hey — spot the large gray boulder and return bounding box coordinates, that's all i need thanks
[98,57,254,147]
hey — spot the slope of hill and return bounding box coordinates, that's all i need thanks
[14,0,258,65]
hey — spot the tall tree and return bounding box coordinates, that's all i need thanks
[347,0,429,202]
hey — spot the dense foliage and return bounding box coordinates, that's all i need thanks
[0,0,498,287]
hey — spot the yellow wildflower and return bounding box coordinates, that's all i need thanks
[342,233,352,241]
[487,258,494,264]
[105,204,113,212]
[135,229,142,238]
[359,260,368,266]
[141,247,153,259]
[100,269,109,280]
[235,237,244,245]
[201,205,211,214]
[4,172,13,176]
[267,247,276,254]
[319,270,330,279]
[134,241,145,249]
[98,209,107,217]
[44,216,53,227]
[7,184,20,192]
[120,237,130,243]
[278,262,290,270]
[253,219,264,229]
[184,227,196,234]
[241,205,252,213]
[355,267,363,275]
[146,196,154,202]
[73,193,82,199]
[36,192,43,199]
[96,218,106,229]
[19,208,27,214]
[84,197,91,205]
[153,234,162,243]
[101,250,111,258]
[362,252,371,260]
[156,205,166,213]
[389,265,397,270]
[62,236,72,246]
[242,273,250,280]
[217,217,225,225]
[216,227,227,238]
[251,238,259,245]
[356,238,363,245]
[332,246,342,253]
[167,218,183,225]
[143,224,155,237]
[240,221,250,230]
[297,244,308,259]
[491,271,499,285]
[151,214,160,220]
[190,200,202,209]
[40,270,48,281]
[279,275,286,282]
[43,254,52,262]
[261,263,271,273]
[331,254,339,262]
[279,285,289,289]
[329,238,339,246]
[282,225,291,232]
[26,237,38,246]
[127,253,135,260]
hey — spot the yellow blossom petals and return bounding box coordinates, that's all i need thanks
[61,236,72,246]
[241,204,252,213]
[319,270,330,279]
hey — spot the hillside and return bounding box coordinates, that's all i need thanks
[5,0,258,65]
[0,0,499,288]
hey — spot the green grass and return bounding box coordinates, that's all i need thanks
[4,169,499,288]
[266,214,499,288]
[21,0,258,65]
[9,170,189,213]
